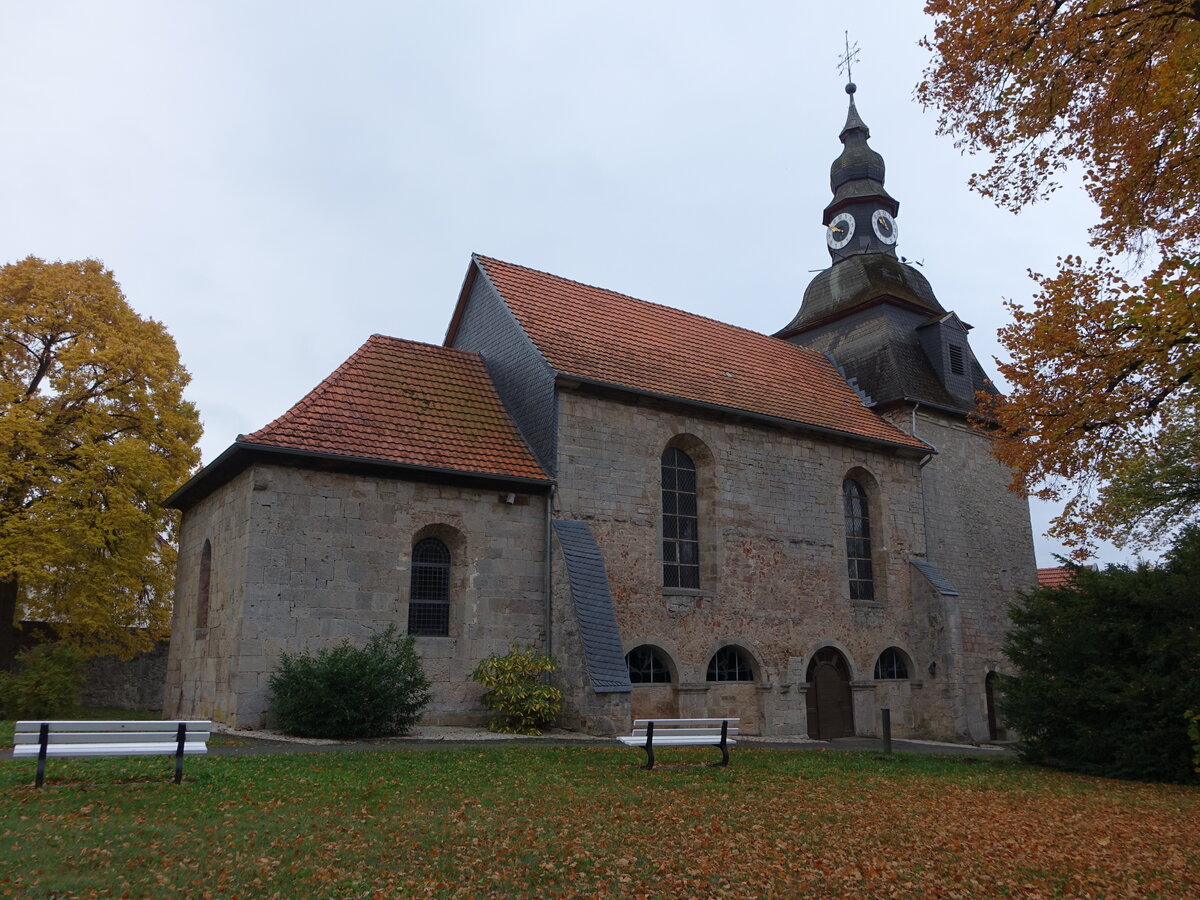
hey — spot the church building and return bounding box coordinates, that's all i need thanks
[164,85,1035,742]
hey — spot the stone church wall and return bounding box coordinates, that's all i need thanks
[164,467,253,725]
[553,387,935,738]
[888,407,1037,741]
[167,463,548,729]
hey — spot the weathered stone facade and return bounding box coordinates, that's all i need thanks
[554,387,955,738]
[165,463,548,728]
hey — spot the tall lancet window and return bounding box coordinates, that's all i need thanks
[662,447,700,589]
[196,539,212,629]
[843,478,875,601]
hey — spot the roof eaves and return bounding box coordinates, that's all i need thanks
[234,441,553,486]
[163,443,251,509]
[774,293,933,339]
[554,373,932,455]
[166,440,553,512]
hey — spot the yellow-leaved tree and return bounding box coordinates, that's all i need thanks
[0,256,201,665]
[919,1,1200,554]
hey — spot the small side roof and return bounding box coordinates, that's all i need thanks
[462,255,929,453]
[1037,567,1078,589]
[167,335,548,509]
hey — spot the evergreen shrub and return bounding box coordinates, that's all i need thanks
[1188,710,1200,775]
[472,645,563,735]
[268,626,431,739]
[1001,528,1200,783]
[0,643,85,718]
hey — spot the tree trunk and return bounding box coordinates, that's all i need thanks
[0,578,19,670]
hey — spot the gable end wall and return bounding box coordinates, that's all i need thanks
[450,271,558,474]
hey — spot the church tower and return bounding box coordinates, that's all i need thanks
[778,82,1037,742]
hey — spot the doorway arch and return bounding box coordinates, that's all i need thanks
[985,671,1000,741]
[806,647,854,739]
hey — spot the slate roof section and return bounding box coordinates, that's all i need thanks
[785,304,1000,415]
[911,560,960,597]
[552,520,633,693]
[777,254,944,336]
[472,255,928,452]
[241,334,549,483]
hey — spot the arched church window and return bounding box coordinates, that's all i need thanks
[706,646,754,682]
[843,478,875,601]
[874,647,910,680]
[662,447,699,589]
[626,645,672,684]
[408,537,451,636]
[196,539,212,629]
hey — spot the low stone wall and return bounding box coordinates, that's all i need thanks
[82,641,169,712]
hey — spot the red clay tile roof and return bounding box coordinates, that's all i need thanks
[241,335,548,482]
[472,255,929,451]
[1037,567,1076,589]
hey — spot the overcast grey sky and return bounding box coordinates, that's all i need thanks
[2,1,1113,566]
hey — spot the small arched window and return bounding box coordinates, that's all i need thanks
[706,646,754,682]
[626,646,672,684]
[408,538,451,636]
[843,478,874,601]
[874,647,910,680]
[662,447,700,589]
[196,539,212,629]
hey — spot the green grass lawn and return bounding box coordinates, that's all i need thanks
[1,736,1197,898]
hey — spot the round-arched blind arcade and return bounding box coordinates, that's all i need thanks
[626,645,672,684]
[407,538,451,636]
[706,646,754,682]
[874,647,910,680]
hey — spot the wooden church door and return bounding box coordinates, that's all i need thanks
[806,648,854,739]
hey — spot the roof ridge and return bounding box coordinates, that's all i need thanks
[368,333,480,359]
[474,253,800,349]
[243,335,485,443]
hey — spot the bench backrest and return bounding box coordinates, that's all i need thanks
[630,718,739,737]
[14,720,213,747]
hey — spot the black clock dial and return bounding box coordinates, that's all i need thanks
[871,209,898,245]
[827,212,855,250]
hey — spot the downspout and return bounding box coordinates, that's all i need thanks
[912,402,937,559]
[543,484,556,657]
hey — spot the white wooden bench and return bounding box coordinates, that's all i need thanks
[13,720,212,788]
[617,718,739,769]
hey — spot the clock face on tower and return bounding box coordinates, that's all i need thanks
[872,209,898,245]
[827,212,855,250]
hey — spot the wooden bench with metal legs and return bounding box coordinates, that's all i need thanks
[13,720,212,788]
[617,718,739,769]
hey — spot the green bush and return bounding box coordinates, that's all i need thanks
[267,626,431,739]
[472,645,563,735]
[0,643,85,718]
[1001,528,1200,783]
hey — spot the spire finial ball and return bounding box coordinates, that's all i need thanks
[846,82,856,95]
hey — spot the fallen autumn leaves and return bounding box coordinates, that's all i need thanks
[1,746,1197,898]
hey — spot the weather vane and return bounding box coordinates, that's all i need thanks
[837,31,860,87]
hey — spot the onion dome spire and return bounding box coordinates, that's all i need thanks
[822,80,900,263]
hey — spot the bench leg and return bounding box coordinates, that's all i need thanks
[35,722,48,789]
[709,720,730,768]
[641,721,655,770]
[175,723,186,784]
